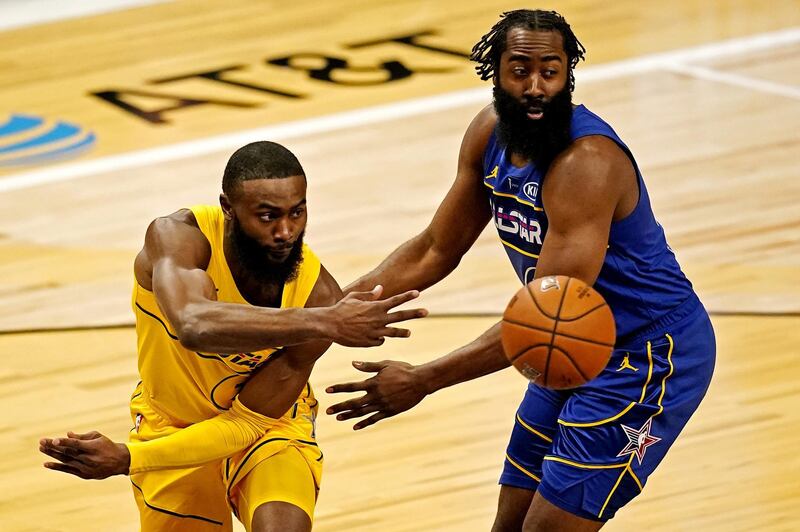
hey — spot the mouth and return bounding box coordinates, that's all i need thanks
[266,245,294,260]
[526,105,544,120]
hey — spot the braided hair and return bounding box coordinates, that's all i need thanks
[470,9,586,92]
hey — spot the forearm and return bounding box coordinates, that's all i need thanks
[126,397,277,474]
[346,232,459,297]
[237,342,325,418]
[179,302,331,353]
[128,340,325,474]
[415,322,510,394]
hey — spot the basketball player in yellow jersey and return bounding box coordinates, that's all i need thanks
[39,141,426,531]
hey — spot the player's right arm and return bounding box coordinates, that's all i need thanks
[326,108,510,429]
[118,265,345,475]
[344,105,496,297]
[137,210,425,351]
[40,266,354,477]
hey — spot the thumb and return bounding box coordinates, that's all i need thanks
[352,360,386,372]
[369,285,384,299]
[68,431,101,440]
[344,284,383,301]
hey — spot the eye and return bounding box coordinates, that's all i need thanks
[513,67,527,76]
[259,213,275,222]
[290,207,306,218]
[543,69,558,78]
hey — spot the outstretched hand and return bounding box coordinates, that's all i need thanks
[39,431,130,480]
[328,286,428,347]
[326,359,428,430]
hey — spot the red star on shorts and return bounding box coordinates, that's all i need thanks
[617,417,661,465]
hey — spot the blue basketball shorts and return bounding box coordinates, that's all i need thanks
[499,295,715,521]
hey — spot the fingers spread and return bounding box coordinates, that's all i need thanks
[352,360,387,372]
[380,290,420,310]
[380,327,411,338]
[353,412,388,431]
[335,404,379,421]
[326,380,369,394]
[325,395,370,415]
[385,308,428,324]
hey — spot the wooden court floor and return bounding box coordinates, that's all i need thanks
[1,1,799,530]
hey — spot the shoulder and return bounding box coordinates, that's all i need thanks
[148,208,199,233]
[547,135,633,195]
[138,209,211,270]
[462,104,497,153]
[541,135,636,223]
[305,265,343,308]
[145,209,207,245]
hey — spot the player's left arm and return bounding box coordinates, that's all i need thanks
[533,135,635,284]
[39,266,342,479]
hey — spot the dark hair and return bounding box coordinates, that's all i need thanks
[222,141,305,197]
[470,9,586,92]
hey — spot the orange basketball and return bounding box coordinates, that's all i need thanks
[501,275,616,389]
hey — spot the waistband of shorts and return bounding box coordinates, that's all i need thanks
[617,293,703,348]
[132,382,187,426]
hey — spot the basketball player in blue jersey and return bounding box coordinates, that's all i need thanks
[327,9,716,531]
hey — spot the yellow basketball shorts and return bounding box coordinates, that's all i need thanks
[128,387,323,531]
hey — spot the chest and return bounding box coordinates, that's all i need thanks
[231,276,283,308]
[485,160,549,243]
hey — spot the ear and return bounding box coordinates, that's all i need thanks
[219,194,233,220]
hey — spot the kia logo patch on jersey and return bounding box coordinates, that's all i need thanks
[523,182,539,201]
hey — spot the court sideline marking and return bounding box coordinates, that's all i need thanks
[1,26,798,195]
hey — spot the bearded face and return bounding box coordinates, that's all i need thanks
[229,215,305,286]
[492,82,573,168]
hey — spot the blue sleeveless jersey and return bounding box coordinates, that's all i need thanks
[483,104,695,339]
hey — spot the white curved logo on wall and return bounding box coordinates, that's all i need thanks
[0,114,96,167]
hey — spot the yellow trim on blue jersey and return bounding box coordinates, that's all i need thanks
[543,456,627,470]
[505,453,541,482]
[627,466,644,491]
[639,340,655,403]
[655,334,675,416]
[557,401,636,428]
[516,414,553,443]
[483,180,544,212]
[599,455,635,518]
[499,238,540,259]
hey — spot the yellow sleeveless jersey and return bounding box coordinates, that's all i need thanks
[132,205,321,425]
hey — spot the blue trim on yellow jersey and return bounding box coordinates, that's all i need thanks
[131,479,224,525]
[135,302,177,339]
[226,437,319,500]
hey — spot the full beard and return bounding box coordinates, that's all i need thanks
[230,218,305,287]
[492,84,574,169]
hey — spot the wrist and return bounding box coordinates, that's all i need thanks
[118,442,132,475]
[412,363,438,396]
[307,307,336,342]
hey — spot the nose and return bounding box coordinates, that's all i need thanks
[272,217,292,243]
[523,73,545,98]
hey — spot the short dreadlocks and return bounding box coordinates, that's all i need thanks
[470,9,586,92]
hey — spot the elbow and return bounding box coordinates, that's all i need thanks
[430,244,462,278]
[175,305,211,351]
[416,230,461,281]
